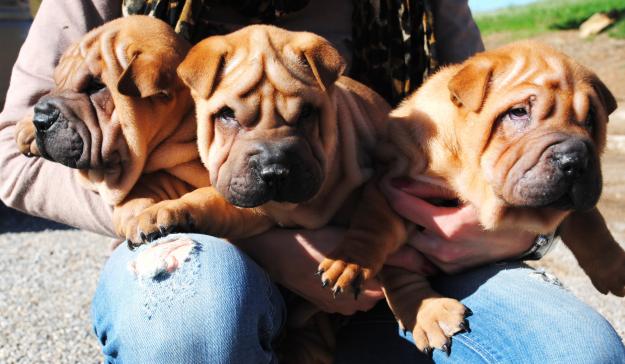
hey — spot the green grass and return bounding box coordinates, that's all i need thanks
[475,0,625,39]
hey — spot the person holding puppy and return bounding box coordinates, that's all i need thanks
[1,0,623,363]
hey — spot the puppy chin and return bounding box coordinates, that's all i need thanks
[218,170,323,208]
[225,187,273,208]
[501,157,601,211]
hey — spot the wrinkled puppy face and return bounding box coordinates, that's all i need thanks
[33,16,190,170]
[178,25,345,207]
[448,41,616,226]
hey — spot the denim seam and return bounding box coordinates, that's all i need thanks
[263,271,277,339]
[452,333,503,364]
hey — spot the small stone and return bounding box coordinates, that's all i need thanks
[579,13,615,38]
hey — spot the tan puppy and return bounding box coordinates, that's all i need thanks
[326,41,624,354]
[15,16,208,230]
[391,41,623,294]
[121,25,396,245]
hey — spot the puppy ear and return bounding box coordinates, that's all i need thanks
[300,38,346,91]
[177,37,230,99]
[448,59,493,112]
[117,54,173,98]
[592,77,617,117]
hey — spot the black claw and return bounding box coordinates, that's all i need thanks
[459,320,471,333]
[158,225,169,236]
[464,307,473,317]
[423,347,432,356]
[351,273,364,300]
[441,343,450,356]
[314,269,324,277]
[322,279,330,288]
[147,231,161,242]
[139,231,147,243]
[127,241,137,251]
[402,328,408,336]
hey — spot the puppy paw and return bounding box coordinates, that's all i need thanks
[317,253,376,299]
[15,118,40,157]
[406,297,470,355]
[123,201,195,248]
[589,251,625,296]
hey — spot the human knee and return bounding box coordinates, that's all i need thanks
[96,233,274,307]
[92,234,285,361]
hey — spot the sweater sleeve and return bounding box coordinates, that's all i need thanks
[433,0,485,65]
[0,0,122,236]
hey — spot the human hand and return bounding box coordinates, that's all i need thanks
[235,227,385,315]
[381,177,535,273]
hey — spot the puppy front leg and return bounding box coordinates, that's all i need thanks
[124,186,274,247]
[15,113,41,157]
[115,171,195,245]
[318,181,407,297]
[380,267,469,355]
[560,208,625,296]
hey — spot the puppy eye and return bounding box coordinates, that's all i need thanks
[299,103,316,121]
[156,90,171,101]
[215,106,238,126]
[85,76,106,95]
[508,107,529,120]
[584,108,595,133]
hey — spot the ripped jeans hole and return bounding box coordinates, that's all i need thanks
[530,268,564,288]
[127,236,201,318]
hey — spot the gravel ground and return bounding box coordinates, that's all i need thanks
[0,221,108,364]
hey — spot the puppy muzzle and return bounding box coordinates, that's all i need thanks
[225,140,323,207]
[504,137,601,211]
[33,96,92,169]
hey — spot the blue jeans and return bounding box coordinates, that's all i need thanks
[92,234,625,363]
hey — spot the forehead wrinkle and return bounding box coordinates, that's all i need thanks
[223,48,247,75]
[573,89,589,123]
[233,92,261,126]
[543,56,572,92]
[257,81,278,128]
[265,53,308,95]
[496,55,527,88]
[276,92,303,124]
[79,27,104,58]
[534,88,556,121]
[223,56,265,98]
[100,30,123,77]
[115,41,130,69]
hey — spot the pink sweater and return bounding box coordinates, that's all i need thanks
[0,0,483,237]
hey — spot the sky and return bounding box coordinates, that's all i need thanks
[469,0,538,13]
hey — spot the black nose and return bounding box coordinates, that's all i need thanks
[33,100,61,131]
[552,139,589,179]
[259,165,290,188]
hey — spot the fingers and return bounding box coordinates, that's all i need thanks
[382,183,478,238]
[385,246,439,276]
[405,230,468,274]
[381,184,446,234]
[388,177,457,199]
[362,278,384,296]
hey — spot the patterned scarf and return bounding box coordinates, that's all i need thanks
[122,0,437,106]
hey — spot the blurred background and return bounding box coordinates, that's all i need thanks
[0,0,624,362]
